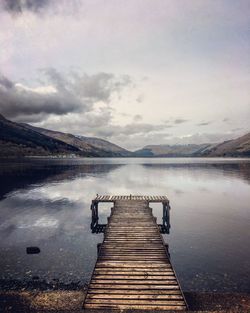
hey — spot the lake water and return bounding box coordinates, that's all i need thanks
[0,157,250,293]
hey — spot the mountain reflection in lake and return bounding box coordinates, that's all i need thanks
[0,158,250,292]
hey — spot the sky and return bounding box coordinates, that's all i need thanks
[0,0,249,150]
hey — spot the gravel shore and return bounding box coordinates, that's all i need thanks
[0,290,250,312]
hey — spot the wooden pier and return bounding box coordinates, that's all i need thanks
[84,195,187,311]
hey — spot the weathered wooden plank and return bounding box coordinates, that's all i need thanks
[98,256,168,260]
[85,298,186,305]
[99,252,167,255]
[103,240,162,244]
[101,249,165,252]
[84,303,186,310]
[87,293,183,303]
[103,240,163,243]
[108,221,156,225]
[94,268,173,273]
[96,261,170,267]
[98,250,166,256]
[93,272,175,277]
[101,247,165,250]
[107,228,158,231]
[86,294,183,300]
[100,251,167,255]
[94,265,172,269]
[104,234,160,237]
[87,289,182,295]
[91,279,178,284]
[94,195,171,202]
[101,246,165,249]
[93,275,175,280]
[99,255,168,258]
[95,267,172,272]
[104,236,161,240]
[89,284,180,290]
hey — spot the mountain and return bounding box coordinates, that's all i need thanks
[76,135,132,156]
[0,113,249,158]
[134,143,216,157]
[203,133,250,157]
[0,113,131,157]
[0,114,82,157]
[134,133,250,157]
[23,124,132,157]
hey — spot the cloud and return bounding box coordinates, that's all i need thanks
[168,132,238,145]
[174,119,188,124]
[0,1,249,149]
[114,131,172,151]
[133,114,142,122]
[42,69,132,103]
[0,70,132,122]
[136,95,144,103]
[81,122,167,139]
[1,0,82,16]
[36,112,170,150]
[0,75,83,122]
[0,75,14,89]
[2,0,51,14]
[231,127,244,132]
[197,121,212,126]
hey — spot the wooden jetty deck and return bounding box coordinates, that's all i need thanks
[84,195,187,311]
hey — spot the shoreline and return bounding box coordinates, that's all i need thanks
[1,155,250,159]
[1,290,250,312]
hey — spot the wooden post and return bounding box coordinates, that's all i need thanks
[162,200,171,234]
[91,200,99,232]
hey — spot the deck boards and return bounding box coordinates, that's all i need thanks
[94,195,169,202]
[84,199,187,311]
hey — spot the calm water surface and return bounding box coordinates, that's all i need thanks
[0,157,250,292]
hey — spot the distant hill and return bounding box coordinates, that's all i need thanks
[134,143,216,157]
[134,133,250,157]
[24,124,132,157]
[0,114,82,157]
[203,133,250,157]
[76,135,132,156]
[0,113,131,157]
[0,113,249,158]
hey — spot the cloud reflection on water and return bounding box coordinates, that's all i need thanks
[0,158,250,292]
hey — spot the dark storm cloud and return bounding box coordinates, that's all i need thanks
[0,74,83,121]
[3,0,50,14]
[174,119,188,124]
[0,75,14,89]
[0,70,132,122]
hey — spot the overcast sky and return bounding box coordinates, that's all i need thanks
[0,0,249,150]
